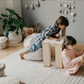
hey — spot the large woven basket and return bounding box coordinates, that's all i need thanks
[23,23,39,37]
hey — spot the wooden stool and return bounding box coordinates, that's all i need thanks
[42,29,66,69]
[42,36,65,69]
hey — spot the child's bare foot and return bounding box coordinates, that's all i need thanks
[20,53,24,59]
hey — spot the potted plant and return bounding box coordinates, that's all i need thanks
[0,8,24,43]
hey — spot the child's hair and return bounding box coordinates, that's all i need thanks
[63,36,77,49]
[56,16,69,26]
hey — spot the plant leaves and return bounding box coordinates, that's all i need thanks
[10,26,16,31]
[1,14,8,17]
[13,19,20,28]
[14,29,18,35]
[7,25,16,31]
[19,24,22,31]
[8,21,12,24]
[1,7,24,33]
[14,13,24,22]
[5,8,15,14]
[9,13,13,19]
[0,17,2,20]
[3,30,9,37]
[8,18,13,24]
[3,19,8,24]
[3,25,5,30]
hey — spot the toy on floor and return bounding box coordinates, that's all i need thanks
[0,62,5,77]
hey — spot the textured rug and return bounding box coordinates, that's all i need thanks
[0,48,84,84]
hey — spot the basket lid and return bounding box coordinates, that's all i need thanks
[0,36,8,43]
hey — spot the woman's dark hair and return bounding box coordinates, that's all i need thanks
[63,36,77,49]
[56,16,69,26]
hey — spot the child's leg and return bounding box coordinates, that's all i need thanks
[20,41,42,59]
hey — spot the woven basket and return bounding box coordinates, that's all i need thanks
[23,23,39,37]
[0,37,8,50]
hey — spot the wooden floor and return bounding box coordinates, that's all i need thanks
[1,48,84,84]
[0,41,24,60]
[0,42,84,60]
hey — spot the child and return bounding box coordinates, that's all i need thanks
[20,16,69,59]
[62,36,84,75]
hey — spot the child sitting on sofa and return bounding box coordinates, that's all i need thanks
[20,16,69,59]
[62,36,84,75]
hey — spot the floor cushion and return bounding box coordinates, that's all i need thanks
[24,48,43,60]
[23,33,39,48]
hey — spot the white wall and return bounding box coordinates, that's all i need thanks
[0,0,22,35]
[6,0,22,17]
[22,0,84,44]
[12,0,22,17]
[0,1,6,35]
[6,0,13,9]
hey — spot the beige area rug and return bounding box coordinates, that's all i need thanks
[0,48,84,84]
